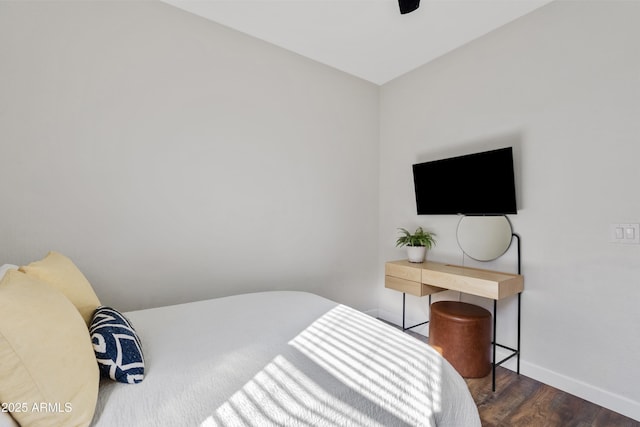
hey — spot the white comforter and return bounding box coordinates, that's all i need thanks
[91,291,480,427]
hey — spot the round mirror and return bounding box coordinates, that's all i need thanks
[456,215,513,261]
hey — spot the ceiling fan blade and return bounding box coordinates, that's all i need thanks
[399,0,420,14]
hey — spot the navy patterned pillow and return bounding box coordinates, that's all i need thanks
[90,306,145,384]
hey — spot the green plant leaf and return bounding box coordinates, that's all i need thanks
[395,227,436,248]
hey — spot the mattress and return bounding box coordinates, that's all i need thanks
[91,291,480,426]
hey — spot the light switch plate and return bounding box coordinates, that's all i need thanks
[610,223,640,244]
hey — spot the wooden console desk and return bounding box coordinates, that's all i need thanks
[385,259,524,390]
[385,260,523,299]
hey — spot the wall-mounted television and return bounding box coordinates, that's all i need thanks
[412,147,517,215]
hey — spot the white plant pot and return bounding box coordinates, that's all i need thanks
[406,246,427,263]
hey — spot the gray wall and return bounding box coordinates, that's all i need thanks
[0,1,380,312]
[379,1,640,419]
[2,0,639,421]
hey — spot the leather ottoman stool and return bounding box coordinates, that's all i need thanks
[429,301,492,378]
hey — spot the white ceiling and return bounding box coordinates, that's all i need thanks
[161,0,553,85]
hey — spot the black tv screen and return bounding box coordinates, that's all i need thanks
[413,147,517,215]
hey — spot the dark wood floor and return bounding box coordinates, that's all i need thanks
[386,322,639,427]
[466,366,639,427]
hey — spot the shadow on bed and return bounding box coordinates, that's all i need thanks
[91,292,480,427]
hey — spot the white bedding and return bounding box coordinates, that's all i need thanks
[91,291,480,427]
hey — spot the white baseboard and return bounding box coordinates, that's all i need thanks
[520,359,640,422]
[375,308,640,422]
[362,308,379,318]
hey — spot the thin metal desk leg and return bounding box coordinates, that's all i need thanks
[402,293,406,330]
[492,299,497,392]
[402,293,431,332]
[517,292,521,374]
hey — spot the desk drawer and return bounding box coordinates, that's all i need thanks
[385,276,422,296]
[421,266,523,300]
[385,276,445,297]
[385,262,421,282]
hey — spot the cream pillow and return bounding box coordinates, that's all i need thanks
[0,270,99,427]
[20,251,100,326]
[0,412,18,427]
[0,264,18,282]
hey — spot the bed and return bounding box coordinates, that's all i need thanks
[1,255,480,427]
[91,291,480,426]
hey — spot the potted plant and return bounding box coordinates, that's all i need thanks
[396,227,436,263]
